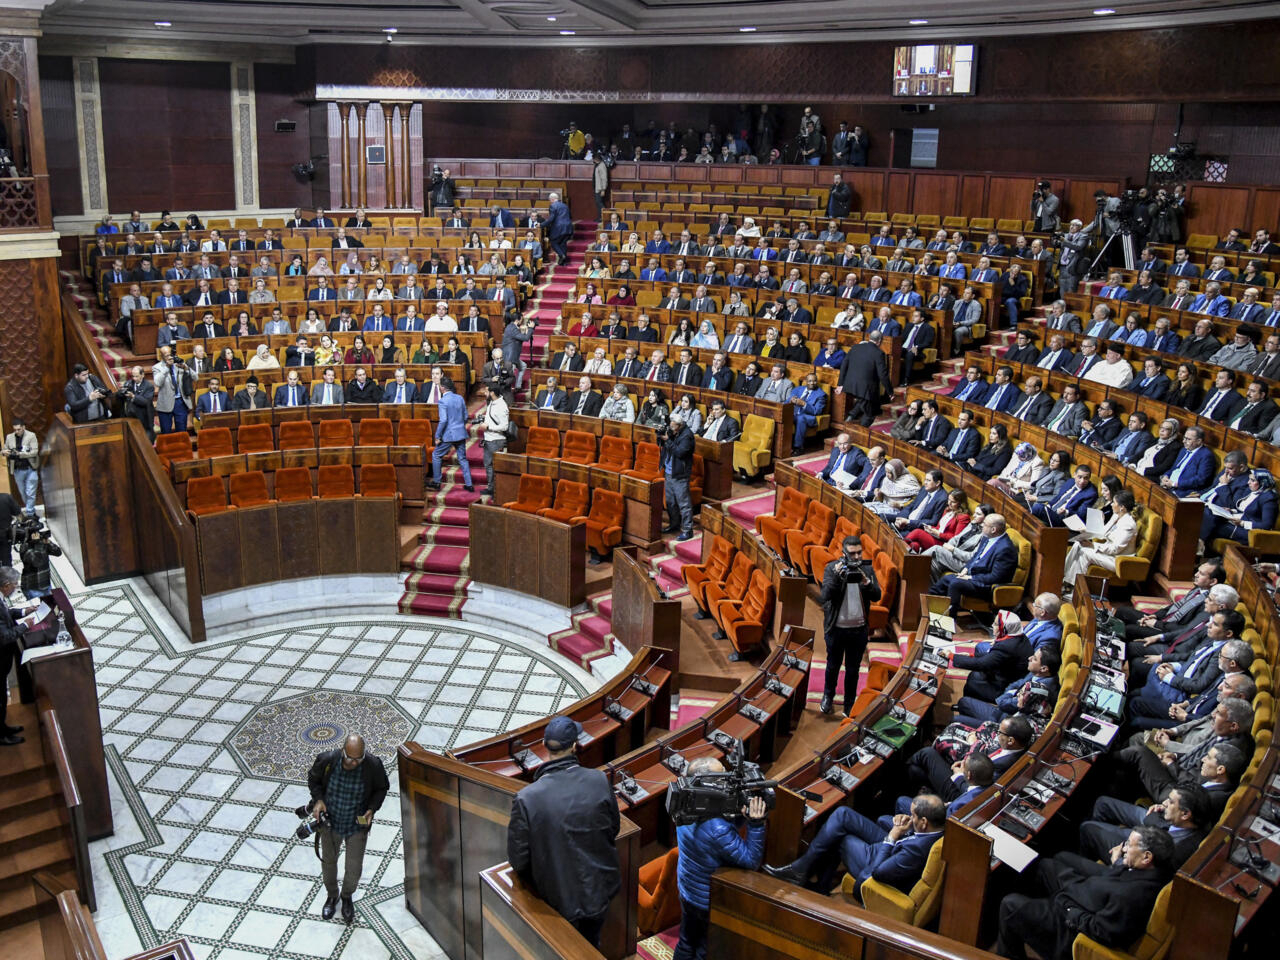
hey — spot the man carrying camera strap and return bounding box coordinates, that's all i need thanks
[305,735,389,923]
[818,536,882,716]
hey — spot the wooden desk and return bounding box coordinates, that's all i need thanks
[468,503,587,607]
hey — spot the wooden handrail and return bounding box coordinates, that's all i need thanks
[61,289,119,391]
[38,705,95,912]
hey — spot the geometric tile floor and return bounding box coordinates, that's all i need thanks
[76,581,599,960]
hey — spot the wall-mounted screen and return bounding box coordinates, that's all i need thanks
[892,44,976,97]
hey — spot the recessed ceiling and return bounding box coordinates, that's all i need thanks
[37,0,1280,47]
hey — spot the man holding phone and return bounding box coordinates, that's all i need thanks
[818,536,882,716]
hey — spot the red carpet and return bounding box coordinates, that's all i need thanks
[724,491,776,529]
[548,589,617,669]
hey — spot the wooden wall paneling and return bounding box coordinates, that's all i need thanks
[844,169,885,212]
[196,510,242,595]
[316,498,357,574]
[911,173,958,216]
[355,497,399,571]
[408,102,424,210]
[276,499,320,580]
[885,171,911,214]
[1249,188,1280,233]
[1184,183,1251,239]
[71,420,138,582]
[1063,179,1124,226]
[238,504,280,586]
[37,54,82,218]
[254,62,313,210]
[41,416,81,577]
[399,754,468,960]
[458,776,521,960]
[327,101,343,210]
[986,176,1037,222]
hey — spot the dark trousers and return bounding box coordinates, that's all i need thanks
[792,806,888,883]
[906,746,964,802]
[157,398,188,434]
[665,474,693,536]
[550,232,570,263]
[671,900,710,960]
[953,696,1006,727]
[995,858,1081,960]
[481,438,505,491]
[1,642,21,729]
[571,911,607,949]
[1079,796,1147,861]
[823,624,868,713]
[933,573,995,614]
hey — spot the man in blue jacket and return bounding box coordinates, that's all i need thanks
[930,513,1019,617]
[788,373,828,454]
[428,376,474,492]
[542,191,573,265]
[1031,465,1099,527]
[1159,426,1215,497]
[818,433,868,486]
[764,793,946,895]
[672,757,767,960]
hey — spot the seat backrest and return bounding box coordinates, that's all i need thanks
[741,413,773,447]
[742,569,775,620]
[860,533,877,559]
[776,486,809,526]
[318,418,355,448]
[905,839,946,924]
[358,417,394,446]
[829,516,858,549]
[274,466,313,501]
[360,463,399,497]
[588,488,625,524]
[552,479,590,515]
[598,435,633,469]
[525,426,560,459]
[398,418,432,447]
[186,476,227,514]
[198,427,234,459]
[562,430,597,463]
[278,420,315,450]
[803,501,835,538]
[633,441,660,471]
[317,464,355,498]
[1058,602,1080,639]
[702,536,735,579]
[236,423,275,454]
[722,552,754,596]
[228,470,271,507]
[873,551,898,602]
[518,474,554,507]
[1136,511,1163,561]
[1007,529,1031,585]
[155,432,194,466]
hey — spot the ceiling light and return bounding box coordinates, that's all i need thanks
[383,26,398,33]
[1092,7,1115,14]
[909,19,928,24]
[154,20,171,27]
[739,26,757,32]
[546,16,557,21]
[559,29,575,35]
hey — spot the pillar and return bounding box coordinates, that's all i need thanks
[399,103,410,211]
[357,103,367,207]
[382,102,396,208]
[338,102,351,208]
[229,61,259,211]
[71,56,107,217]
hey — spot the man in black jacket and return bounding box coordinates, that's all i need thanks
[836,332,892,426]
[507,716,620,947]
[818,536,882,715]
[995,827,1174,960]
[306,735,390,923]
[660,414,696,541]
[0,595,27,744]
[64,364,112,423]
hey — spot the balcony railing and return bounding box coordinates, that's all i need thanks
[0,174,50,230]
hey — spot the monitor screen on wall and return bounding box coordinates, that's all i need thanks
[892,44,976,97]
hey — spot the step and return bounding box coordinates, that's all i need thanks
[0,835,74,891]
[398,593,466,617]
[574,613,613,645]
[671,536,703,562]
[550,631,612,670]
[589,593,613,619]
[419,524,470,548]
[0,807,65,859]
[0,774,60,822]
[402,571,471,595]
[422,505,471,527]
[405,543,471,575]
[428,486,484,507]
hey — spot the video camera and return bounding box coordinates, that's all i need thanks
[294,800,329,839]
[13,516,48,544]
[665,754,777,826]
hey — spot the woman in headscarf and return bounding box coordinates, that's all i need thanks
[691,319,720,350]
[739,217,761,238]
[1199,468,1279,552]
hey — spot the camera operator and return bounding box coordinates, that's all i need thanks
[659,413,696,541]
[152,346,195,435]
[1055,218,1096,295]
[17,522,60,599]
[501,315,536,393]
[305,734,390,923]
[1147,187,1182,244]
[119,366,156,441]
[818,535,882,716]
[4,419,39,519]
[63,363,112,424]
[507,716,620,948]
[799,119,822,166]
[1031,180,1060,233]
[476,382,510,498]
[428,165,455,212]
[672,757,768,960]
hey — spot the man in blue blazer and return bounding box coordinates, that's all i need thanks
[488,204,515,228]
[643,229,671,255]
[1031,465,1099,526]
[195,378,230,417]
[1103,412,1157,465]
[849,448,888,498]
[865,307,901,337]
[950,365,990,404]
[428,376,474,491]
[764,794,946,894]
[937,410,982,462]
[1160,427,1216,497]
[893,469,948,533]
[1130,357,1173,400]
[273,371,309,408]
[905,716,1034,800]
[1189,282,1231,317]
[912,400,952,449]
[930,513,1019,615]
[789,374,828,453]
[982,366,1022,413]
[889,752,997,819]
[819,434,868,486]
[542,191,573,264]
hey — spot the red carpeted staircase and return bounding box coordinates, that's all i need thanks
[59,270,147,385]
[514,220,595,396]
[548,589,617,670]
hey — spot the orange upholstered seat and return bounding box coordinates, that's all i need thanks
[702,550,753,614]
[358,417,394,446]
[561,430,597,465]
[756,487,810,556]
[197,427,233,459]
[714,568,775,655]
[623,442,662,482]
[524,426,560,459]
[784,501,836,571]
[317,464,355,498]
[185,476,229,515]
[318,418,354,448]
[580,489,625,555]
[861,533,878,560]
[689,454,705,505]
[278,420,315,450]
[274,467,314,502]
[397,419,433,449]
[359,463,399,498]
[228,470,272,508]
[503,474,553,514]
[868,551,898,631]
[595,436,634,472]
[235,423,274,454]
[538,479,590,523]
[155,432,194,467]
[802,517,858,579]
[637,847,682,938]
[683,535,735,613]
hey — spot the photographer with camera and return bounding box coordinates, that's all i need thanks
[1055,218,1096,295]
[671,756,768,960]
[1147,187,1182,244]
[428,165,455,212]
[4,420,39,519]
[152,346,195,435]
[63,363,112,424]
[507,716,620,948]
[118,366,156,441]
[660,413,696,541]
[818,535,882,716]
[502,314,536,392]
[16,521,59,599]
[304,734,389,923]
[1031,180,1060,232]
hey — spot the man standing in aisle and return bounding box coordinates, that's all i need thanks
[478,383,509,498]
[661,413,696,541]
[819,536,882,715]
[3,420,40,517]
[428,376,474,493]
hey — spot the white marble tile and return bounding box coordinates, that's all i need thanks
[227,908,294,948]
[175,900,241,941]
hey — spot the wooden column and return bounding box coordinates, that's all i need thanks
[338,102,351,208]
[399,103,411,210]
[382,102,396,208]
[357,102,368,206]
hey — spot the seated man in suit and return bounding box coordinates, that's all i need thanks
[1190,281,1231,317]
[789,373,828,453]
[892,468,948,534]
[899,310,936,384]
[671,348,702,388]
[274,370,309,408]
[1035,333,1075,372]
[912,399,952,449]
[701,400,742,442]
[953,646,1062,728]
[819,433,868,486]
[550,342,586,373]
[1130,357,1173,400]
[950,365,990,404]
[1102,411,1156,465]
[1044,299,1082,333]
[1197,369,1246,423]
[612,346,642,380]
[937,409,982,463]
[1074,785,1212,870]
[232,375,270,410]
[566,375,603,416]
[310,367,345,406]
[640,348,672,382]
[345,367,384,404]
[764,794,946,896]
[701,352,734,392]
[951,285,984,352]
[982,366,1022,413]
[1078,398,1124,449]
[157,314,191,348]
[906,715,1035,802]
[1005,330,1040,366]
[194,377,230,418]
[1031,464,1098,526]
[534,376,569,412]
[1159,426,1216,496]
[383,368,418,405]
[755,364,795,403]
[929,512,1019,617]
[285,335,316,367]
[1008,375,1053,425]
[1041,383,1088,438]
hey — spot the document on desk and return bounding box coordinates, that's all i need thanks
[19,601,50,628]
[981,823,1039,872]
[1063,507,1105,536]
[830,468,856,489]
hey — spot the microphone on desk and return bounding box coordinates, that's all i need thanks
[603,695,634,722]
[509,736,543,774]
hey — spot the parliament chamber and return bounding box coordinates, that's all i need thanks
[2,2,1280,959]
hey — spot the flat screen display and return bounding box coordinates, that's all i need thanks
[892,44,976,97]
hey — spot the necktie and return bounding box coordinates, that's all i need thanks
[212,394,220,413]
[904,325,919,350]
[1169,449,1192,484]
[1047,404,1069,431]
[397,385,405,403]
[1203,392,1224,418]
[544,392,553,409]
[988,385,1006,409]
[325,385,332,404]
[576,394,587,414]
[949,430,965,457]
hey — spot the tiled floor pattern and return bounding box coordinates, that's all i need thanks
[76,583,598,960]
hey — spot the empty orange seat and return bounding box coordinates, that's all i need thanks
[358,418,394,446]
[714,569,775,657]
[228,471,272,508]
[802,517,858,579]
[398,419,433,450]
[186,476,229,516]
[524,426,559,459]
[683,535,735,613]
[197,427,233,458]
[359,463,399,498]
[702,551,753,614]
[868,551,898,631]
[503,474,553,514]
[623,442,662,481]
[278,420,315,450]
[274,467,314,502]
[756,487,810,556]
[581,489,625,556]
[538,479,590,523]
[561,430,597,465]
[317,464,355,498]
[637,847,682,938]
[596,435,633,472]
[318,418,354,448]
[236,423,275,454]
[155,432,194,467]
[689,454,705,505]
[784,502,836,572]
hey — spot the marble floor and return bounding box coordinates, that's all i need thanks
[69,572,604,960]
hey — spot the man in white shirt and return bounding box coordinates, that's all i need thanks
[478,383,509,497]
[311,367,345,406]
[424,301,458,332]
[1084,343,1136,388]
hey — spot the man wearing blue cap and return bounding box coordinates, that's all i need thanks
[507,715,621,947]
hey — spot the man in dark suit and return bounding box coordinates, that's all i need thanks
[274,371,309,408]
[819,434,868,486]
[937,410,982,462]
[1248,332,1280,380]
[1176,318,1222,362]
[193,312,226,339]
[949,365,990,404]
[1005,330,1040,366]
[184,278,216,307]
[892,470,949,533]
[195,377,231,417]
[628,316,660,343]
[222,256,249,279]
[310,208,335,228]
[701,353,734,392]
[930,513,1019,616]
[1078,399,1123,449]
[488,204,515,228]
[345,367,383,404]
[671,349,703,388]
[1008,376,1054,425]
[330,227,364,250]
[613,347,643,380]
[1225,380,1279,433]
[534,377,570,412]
[256,229,281,250]
[120,365,155,438]
[1102,412,1156,466]
[658,285,691,311]
[898,311,935,384]
[836,333,892,426]
[1035,333,1075,372]
[565,376,603,416]
[912,400,952,449]
[550,344,586,373]
[906,716,1033,800]
[1197,369,1245,424]
[1031,465,1098,526]
[217,278,247,305]
[345,209,373,228]
[232,377,271,410]
[982,366,1022,413]
[1130,358,1173,400]
[700,400,741,442]
[640,349,672,382]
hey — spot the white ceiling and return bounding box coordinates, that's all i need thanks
[37,0,1280,47]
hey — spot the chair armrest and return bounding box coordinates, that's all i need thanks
[859,877,915,924]
[991,584,1022,608]
[1113,555,1151,581]
[1071,933,1131,960]
[1249,528,1280,554]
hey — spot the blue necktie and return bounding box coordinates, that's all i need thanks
[1118,433,1136,460]
[949,430,965,457]
[1169,450,1192,485]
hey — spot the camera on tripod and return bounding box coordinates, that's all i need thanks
[294,800,329,839]
[665,754,777,826]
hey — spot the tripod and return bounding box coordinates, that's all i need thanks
[1085,227,1137,279]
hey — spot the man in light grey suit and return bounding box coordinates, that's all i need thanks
[1056,218,1096,295]
[1031,180,1060,232]
[1041,383,1088,439]
[1044,300,1083,334]
[152,346,196,434]
[263,308,293,336]
[310,368,345,406]
[755,364,795,403]
[338,276,364,301]
[396,278,424,300]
